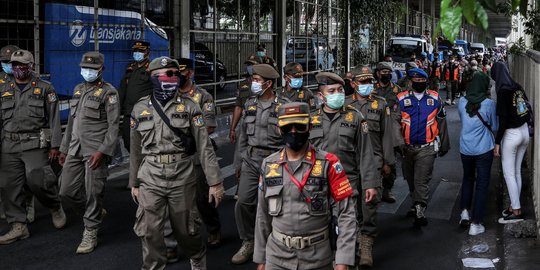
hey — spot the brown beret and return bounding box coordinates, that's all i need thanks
[283,62,303,75]
[252,64,280,79]
[316,72,344,86]
[377,62,393,71]
[245,55,261,65]
[0,45,19,62]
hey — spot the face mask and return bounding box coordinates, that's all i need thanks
[357,84,374,97]
[12,65,32,80]
[380,74,392,84]
[282,131,310,152]
[1,62,12,74]
[411,81,427,93]
[246,65,254,75]
[250,81,266,96]
[151,74,179,104]
[324,92,345,110]
[343,79,355,96]
[177,74,188,89]
[257,51,266,57]
[81,68,100,82]
[133,52,145,62]
[289,78,303,89]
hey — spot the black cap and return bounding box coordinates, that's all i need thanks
[132,40,150,50]
[177,58,194,70]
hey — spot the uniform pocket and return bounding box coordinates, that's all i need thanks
[133,206,146,237]
[339,127,355,151]
[245,116,256,136]
[265,185,284,216]
[1,100,15,119]
[137,121,155,147]
[366,113,381,132]
[84,100,101,119]
[69,99,79,117]
[27,99,45,118]
[308,190,329,216]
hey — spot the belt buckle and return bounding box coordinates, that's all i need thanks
[287,236,304,249]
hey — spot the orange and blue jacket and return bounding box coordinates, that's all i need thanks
[397,90,445,145]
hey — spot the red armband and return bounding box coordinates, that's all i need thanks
[325,153,353,201]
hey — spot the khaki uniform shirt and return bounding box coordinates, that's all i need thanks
[373,82,404,147]
[129,94,223,187]
[309,106,379,190]
[0,76,62,153]
[349,95,396,167]
[254,146,356,268]
[119,60,152,115]
[235,93,291,168]
[60,80,120,157]
[0,72,13,86]
[235,80,253,108]
[277,86,316,111]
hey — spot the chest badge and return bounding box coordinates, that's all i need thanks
[94,88,103,97]
[312,160,323,176]
[311,115,321,125]
[1,91,13,97]
[33,88,42,95]
[193,93,201,104]
[266,163,281,178]
[345,112,354,123]
[248,105,257,111]
[427,99,434,106]
[74,90,81,97]
[176,104,185,112]
[404,99,412,107]
[371,100,378,109]
[140,109,151,116]
[298,91,304,99]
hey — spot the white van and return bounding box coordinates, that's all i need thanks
[470,43,486,56]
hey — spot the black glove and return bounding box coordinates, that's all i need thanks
[438,150,448,157]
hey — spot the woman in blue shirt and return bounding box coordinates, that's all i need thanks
[458,71,498,236]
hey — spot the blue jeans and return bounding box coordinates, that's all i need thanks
[460,150,494,223]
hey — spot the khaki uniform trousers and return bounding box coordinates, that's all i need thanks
[59,153,108,229]
[0,148,61,223]
[402,145,437,205]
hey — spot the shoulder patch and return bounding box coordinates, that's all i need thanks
[130,115,138,129]
[108,94,118,104]
[47,92,57,103]
[193,114,205,127]
[204,102,214,112]
[361,120,369,133]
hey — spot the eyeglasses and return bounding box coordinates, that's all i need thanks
[280,123,309,133]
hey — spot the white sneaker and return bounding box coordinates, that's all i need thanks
[459,209,470,227]
[469,223,485,236]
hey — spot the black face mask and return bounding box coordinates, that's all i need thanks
[380,74,392,84]
[411,81,427,93]
[282,131,309,152]
[343,79,355,96]
[177,74,188,89]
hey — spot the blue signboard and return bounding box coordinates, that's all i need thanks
[43,3,169,122]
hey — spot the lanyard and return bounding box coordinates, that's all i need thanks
[283,147,316,202]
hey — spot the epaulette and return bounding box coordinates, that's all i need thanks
[371,93,387,102]
[126,62,137,71]
[345,104,360,113]
[426,90,439,98]
[396,91,410,100]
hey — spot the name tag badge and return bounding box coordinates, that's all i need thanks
[427,99,434,106]
[404,99,412,107]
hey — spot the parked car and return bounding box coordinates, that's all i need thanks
[189,42,227,90]
[286,36,335,71]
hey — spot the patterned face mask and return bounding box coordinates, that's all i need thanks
[12,65,32,80]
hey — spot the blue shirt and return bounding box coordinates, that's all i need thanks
[458,97,498,156]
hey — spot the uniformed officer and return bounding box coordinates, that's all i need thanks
[229,55,260,144]
[254,102,356,270]
[119,40,153,151]
[373,62,403,203]
[397,62,419,89]
[397,68,449,227]
[278,62,316,110]
[232,64,290,264]
[177,58,222,247]
[57,52,120,253]
[0,50,65,244]
[129,56,224,270]
[309,72,379,267]
[428,52,442,92]
[253,44,277,69]
[349,66,397,267]
[0,44,19,220]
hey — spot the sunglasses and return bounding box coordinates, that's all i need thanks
[153,70,181,78]
[280,123,309,133]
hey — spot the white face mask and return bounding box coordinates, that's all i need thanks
[250,81,266,96]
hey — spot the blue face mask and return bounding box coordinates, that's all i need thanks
[246,65,254,75]
[357,84,374,97]
[133,52,145,62]
[324,93,345,110]
[289,78,303,89]
[1,62,12,74]
[81,68,100,82]
[256,51,266,57]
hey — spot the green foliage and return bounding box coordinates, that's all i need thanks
[439,0,526,41]
[508,37,527,54]
[523,6,540,51]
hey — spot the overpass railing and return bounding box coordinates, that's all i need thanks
[509,49,540,237]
